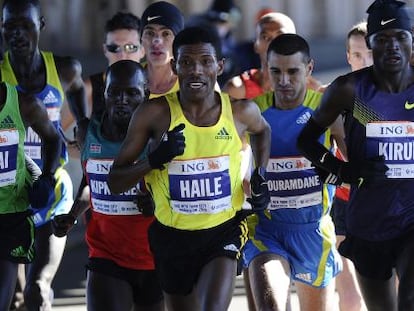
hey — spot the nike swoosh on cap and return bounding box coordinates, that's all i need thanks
[380,18,396,26]
[405,101,414,110]
[147,15,161,22]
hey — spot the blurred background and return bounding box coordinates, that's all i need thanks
[38,0,414,79]
[23,1,413,309]
[53,0,401,193]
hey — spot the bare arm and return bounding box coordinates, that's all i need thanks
[223,75,247,99]
[232,99,271,168]
[108,97,170,193]
[52,183,90,237]
[19,92,61,175]
[232,99,271,213]
[60,76,93,131]
[55,56,88,129]
[84,77,93,117]
[306,76,324,92]
[70,183,91,218]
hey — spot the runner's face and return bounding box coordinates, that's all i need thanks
[268,51,311,107]
[104,29,144,65]
[141,24,174,66]
[2,3,41,57]
[255,20,292,60]
[347,34,373,71]
[368,28,412,73]
[104,68,147,125]
[173,42,223,99]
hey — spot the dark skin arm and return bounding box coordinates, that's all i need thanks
[52,114,91,237]
[18,90,61,176]
[52,183,90,237]
[55,56,88,153]
[297,73,355,172]
[313,75,355,127]
[308,82,348,159]
[69,114,90,215]
[70,184,91,217]
[55,56,88,125]
[52,116,91,237]
[232,98,271,168]
[108,96,170,194]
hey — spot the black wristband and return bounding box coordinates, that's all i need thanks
[317,151,343,176]
[255,166,266,179]
[40,172,55,179]
[76,117,89,126]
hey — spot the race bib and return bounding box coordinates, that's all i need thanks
[366,121,414,178]
[266,157,322,209]
[168,156,232,214]
[86,158,140,215]
[0,129,18,187]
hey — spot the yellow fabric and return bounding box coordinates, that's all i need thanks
[149,79,179,99]
[1,51,64,102]
[145,92,245,230]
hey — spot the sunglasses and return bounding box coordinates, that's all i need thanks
[105,43,140,54]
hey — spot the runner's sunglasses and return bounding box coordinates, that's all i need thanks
[105,43,140,54]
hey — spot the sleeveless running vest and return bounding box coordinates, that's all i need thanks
[149,79,179,99]
[140,61,180,99]
[0,83,30,214]
[82,116,155,269]
[1,51,67,168]
[145,92,245,230]
[345,69,414,240]
[254,90,334,223]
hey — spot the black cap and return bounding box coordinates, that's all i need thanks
[141,1,184,36]
[206,0,240,23]
[366,0,412,37]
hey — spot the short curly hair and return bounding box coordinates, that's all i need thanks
[105,11,141,34]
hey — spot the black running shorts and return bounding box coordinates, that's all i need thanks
[148,216,248,294]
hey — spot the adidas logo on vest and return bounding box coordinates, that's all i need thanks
[0,115,14,129]
[296,111,311,124]
[43,90,58,104]
[215,127,232,140]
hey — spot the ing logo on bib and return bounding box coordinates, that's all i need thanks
[207,159,220,170]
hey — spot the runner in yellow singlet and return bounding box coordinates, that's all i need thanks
[108,27,271,311]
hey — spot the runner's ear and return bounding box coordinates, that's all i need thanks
[171,58,177,75]
[365,36,371,49]
[40,16,45,30]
